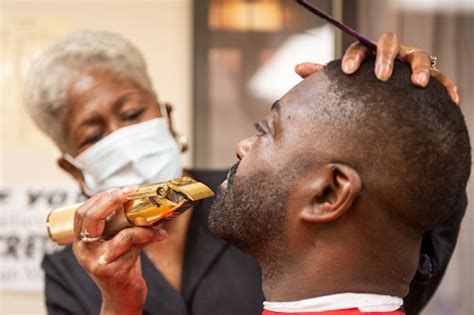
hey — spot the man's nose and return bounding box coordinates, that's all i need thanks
[235,137,255,160]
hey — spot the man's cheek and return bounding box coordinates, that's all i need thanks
[236,147,266,178]
[234,158,250,179]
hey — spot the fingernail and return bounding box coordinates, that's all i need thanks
[376,63,391,80]
[121,185,138,194]
[343,59,355,73]
[453,92,460,105]
[416,72,429,86]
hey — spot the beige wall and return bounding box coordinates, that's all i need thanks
[0,0,192,314]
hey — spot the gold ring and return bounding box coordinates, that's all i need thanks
[406,49,437,70]
[80,228,102,242]
[430,55,438,70]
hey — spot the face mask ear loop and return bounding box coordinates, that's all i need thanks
[80,184,95,198]
[158,101,170,123]
[62,153,95,197]
[63,153,83,169]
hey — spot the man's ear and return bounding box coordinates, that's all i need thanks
[300,163,361,223]
[57,156,87,190]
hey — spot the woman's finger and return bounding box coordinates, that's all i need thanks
[401,47,431,87]
[431,68,460,105]
[76,188,126,240]
[99,227,167,265]
[375,32,400,81]
[99,246,143,277]
[295,62,324,78]
[74,186,137,241]
[72,237,100,267]
[341,42,371,74]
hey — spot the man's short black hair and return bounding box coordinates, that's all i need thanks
[313,58,471,232]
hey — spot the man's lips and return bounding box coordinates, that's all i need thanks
[227,162,239,180]
[220,162,239,190]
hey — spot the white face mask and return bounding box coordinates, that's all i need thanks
[65,117,182,195]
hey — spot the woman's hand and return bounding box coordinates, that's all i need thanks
[295,32,460,105]
[72,186,167,315]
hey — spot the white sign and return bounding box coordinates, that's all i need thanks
[0,185,83,292]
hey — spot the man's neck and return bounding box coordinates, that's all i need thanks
[260,236,419,302]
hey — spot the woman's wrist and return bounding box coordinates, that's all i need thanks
[100,294,144,315]
[99,284,147,315]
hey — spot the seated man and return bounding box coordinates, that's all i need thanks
[73,56,469,314]
[208,57,471,314]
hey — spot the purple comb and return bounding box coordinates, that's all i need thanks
[296,0,377,51]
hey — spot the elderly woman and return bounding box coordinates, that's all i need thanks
[24,30,461,315]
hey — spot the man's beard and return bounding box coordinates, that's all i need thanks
[208,162,290,264]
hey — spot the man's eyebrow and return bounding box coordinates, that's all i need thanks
[271,100,281,114]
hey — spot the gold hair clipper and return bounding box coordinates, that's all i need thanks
[47,177,214,245]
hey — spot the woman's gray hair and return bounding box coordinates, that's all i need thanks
[23,30,155,151]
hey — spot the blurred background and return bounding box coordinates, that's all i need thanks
[0,0,472,314]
